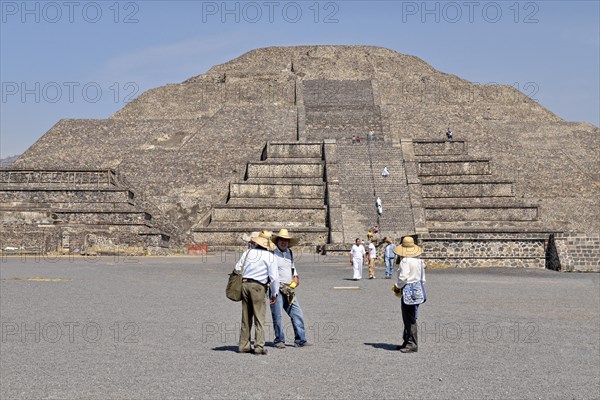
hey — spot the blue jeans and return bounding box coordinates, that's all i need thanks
[270,290,307,345]
[385,257,395,277]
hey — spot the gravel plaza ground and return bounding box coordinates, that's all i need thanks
[1,253,599,400]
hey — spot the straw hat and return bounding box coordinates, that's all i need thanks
[242,229,273,243]
[251,232,276,251]
[393,236,423,257]
[270,228,299,247]
[384,237,393,244]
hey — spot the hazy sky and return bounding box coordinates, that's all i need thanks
[1,0,599,158]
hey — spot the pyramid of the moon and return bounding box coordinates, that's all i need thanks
[3,46,598,270]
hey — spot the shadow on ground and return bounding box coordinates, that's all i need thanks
[364,342,398,351]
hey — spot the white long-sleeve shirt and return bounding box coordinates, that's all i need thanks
[395,257,426,288]
[235,248,279,296]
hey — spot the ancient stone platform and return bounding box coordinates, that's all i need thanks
[5,46,598,269]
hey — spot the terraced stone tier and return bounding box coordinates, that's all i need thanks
[52,211,151,225]
[246,163,323,178]
[304,106,383,139]
[421,180,514,197]
[426,220,551,232]
[226,197,325,208]
[211,206,326,225]
[413,140,466,156]
[1,210,54,225]
[48,202,138,212]
[0,188,134,203]
[229,182,324,198]
[418,159,491,176]
[303,80,375,107]
[425,205,539,221]
[192,226,329,246]
[267,142,323,158]
[0,169,117,188]
[243,177,325,185]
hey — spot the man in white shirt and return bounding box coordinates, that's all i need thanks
[235,233,279,355]
[269,229,311,348]
[349,238,366,280]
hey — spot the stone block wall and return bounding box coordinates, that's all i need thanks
[420,232,548,269]
[551,233,600,272]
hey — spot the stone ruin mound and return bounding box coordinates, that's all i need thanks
[3,46,598,270]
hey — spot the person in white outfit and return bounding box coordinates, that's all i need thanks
[381,166,389,177]
[392,236,426,353]
[349,238,366,280]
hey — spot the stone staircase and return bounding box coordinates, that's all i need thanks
[407,139,552,268]
[334,142,414,244]
[0,169,170,254]
[192,142,329,248]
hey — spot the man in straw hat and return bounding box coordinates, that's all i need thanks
[392,236,426,353]
[269,229,312,348]
[234,231,279,355]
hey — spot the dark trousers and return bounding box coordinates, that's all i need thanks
[401,301,419,349]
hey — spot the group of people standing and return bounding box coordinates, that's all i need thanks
[233,229,426,354]
[235,229,311,355]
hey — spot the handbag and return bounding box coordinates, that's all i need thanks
[226,251,249,302]
[402,260,426,305]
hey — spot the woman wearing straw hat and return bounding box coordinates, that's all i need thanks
[392,236,426,353]
[234,232,279,355]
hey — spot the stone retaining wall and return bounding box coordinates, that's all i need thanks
[420,232,547,268]
[551,233,600,272]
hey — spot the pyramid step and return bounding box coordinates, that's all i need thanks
[192,226,328,246]
[267,142,323,158]
[212,206,326,224]
[261,158,323,165]
[52,211,151,225]
[418,159,491,176]
[0,169,117,188]
[230,182,324,198]
[425,220,552,233]
[0,188,134,203]
[244,177,324,185]
[227,197,325,208]
[425,205,539,222]
[413,139,467,156]
[247,163,323,178]
[421,181,514,198]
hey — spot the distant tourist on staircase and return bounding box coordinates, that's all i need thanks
[376,197,383,216]
[446,127,453,141]
[382,166,390,177]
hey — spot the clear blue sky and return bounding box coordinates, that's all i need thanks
[1,0,598,158]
